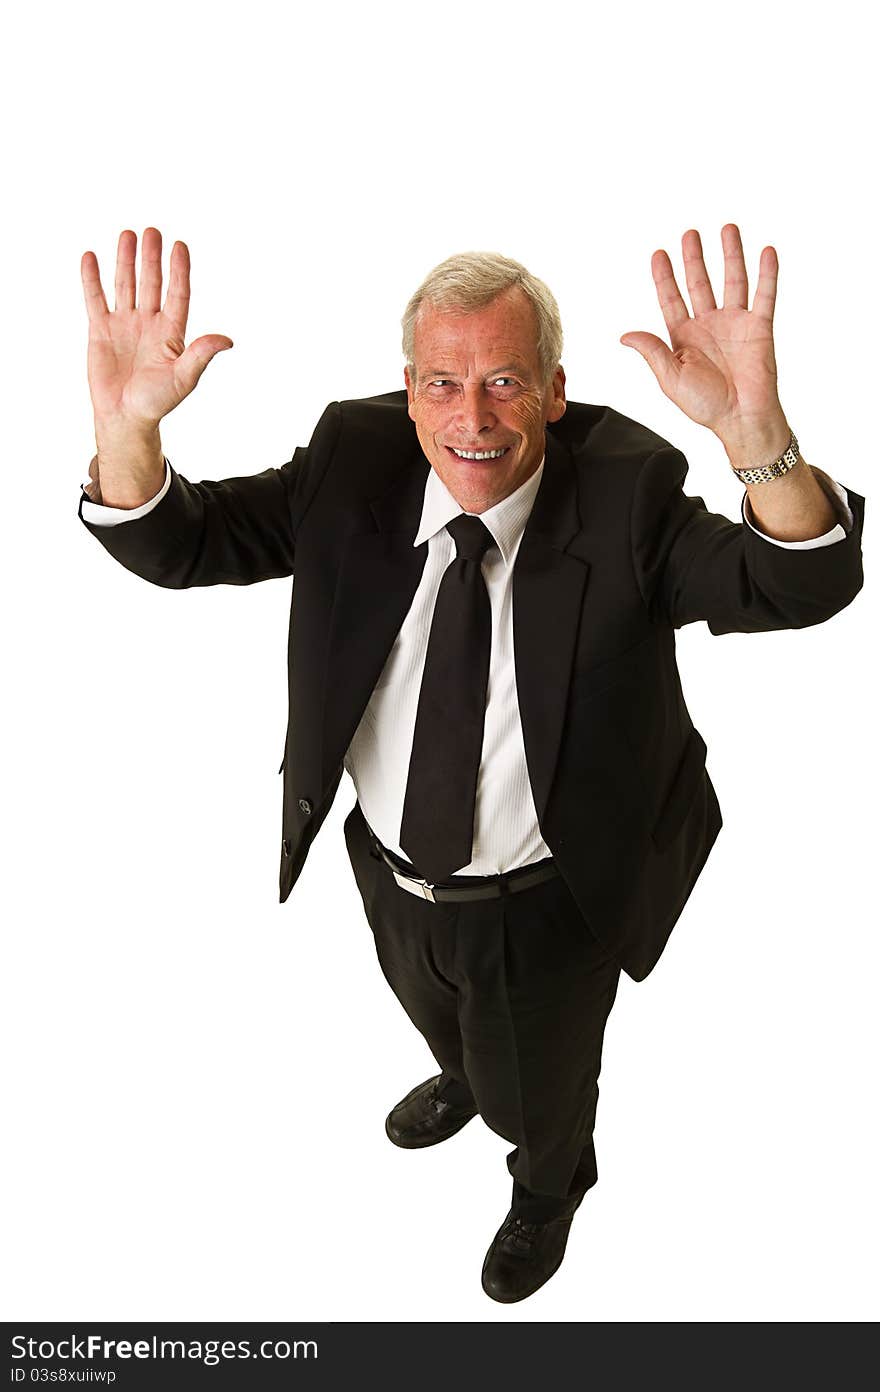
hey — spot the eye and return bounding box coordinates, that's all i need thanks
[491,377,518,389]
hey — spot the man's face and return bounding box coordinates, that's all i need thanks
[404,288,566,514]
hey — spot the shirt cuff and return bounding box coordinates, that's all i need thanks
[741,477,853,549]
[80,458,172,526]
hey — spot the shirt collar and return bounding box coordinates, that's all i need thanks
[413,456,545,566]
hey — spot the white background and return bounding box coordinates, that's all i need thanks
[2,0,876,1324]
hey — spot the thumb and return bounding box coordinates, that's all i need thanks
[619,331,679,396]
[175,334,234,397]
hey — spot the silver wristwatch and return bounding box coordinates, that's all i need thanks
[731,430,800,485]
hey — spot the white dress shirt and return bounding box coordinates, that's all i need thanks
[80,454,854,874]
[345,459,552,873]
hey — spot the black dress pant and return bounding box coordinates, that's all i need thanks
[344,799,621,1223]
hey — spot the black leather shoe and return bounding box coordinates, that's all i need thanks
[481,1192,584,1303]
[385,1074,478,1149]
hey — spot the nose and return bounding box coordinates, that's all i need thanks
[454,384,497,439]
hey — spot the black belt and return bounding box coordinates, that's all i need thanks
[365,823,560,903]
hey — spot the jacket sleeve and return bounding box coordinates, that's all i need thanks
[76,400,342,588]
[630,443,866,634]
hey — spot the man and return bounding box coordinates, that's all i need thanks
[77,225,864,1303]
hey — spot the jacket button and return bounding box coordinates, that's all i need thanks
[282,839,291,857]
[298,798,313,816]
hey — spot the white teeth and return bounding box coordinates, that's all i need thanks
[450,447,507,460]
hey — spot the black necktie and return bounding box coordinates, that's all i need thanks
[399,513,495,882]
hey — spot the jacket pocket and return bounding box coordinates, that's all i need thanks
[651,727,707,852]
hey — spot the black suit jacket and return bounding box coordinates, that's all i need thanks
[78,391,866,980]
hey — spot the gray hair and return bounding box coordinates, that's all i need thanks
[401,251,563,385]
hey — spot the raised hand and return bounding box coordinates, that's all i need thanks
[81,227,233,430]
[619,224,787,450]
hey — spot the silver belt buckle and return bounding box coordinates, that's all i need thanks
[392,869,436,902]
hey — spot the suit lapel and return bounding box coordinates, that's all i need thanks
[513,428,591,825]
[320,439,430,786]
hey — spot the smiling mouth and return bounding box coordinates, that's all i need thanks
[445,445,510,461]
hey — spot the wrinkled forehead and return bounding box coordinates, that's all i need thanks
[412,289,541,374]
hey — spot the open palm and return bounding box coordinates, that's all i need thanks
[620,224,783,435]
[81,227,232,428]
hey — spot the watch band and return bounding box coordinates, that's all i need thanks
[731,431,800,485]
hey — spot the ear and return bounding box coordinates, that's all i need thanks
[545,365,566,424]
[404,365,416,419]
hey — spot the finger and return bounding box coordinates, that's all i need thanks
[651,249,690,336]
[81,250,109,323]
[752,245,778,323]
[162,240,191,337]
[681,229,717,316]
[174,334,234,397]
[114,229,136,312]
[619,331,681,398]
[721,223,748,309]
[138,226,163,313]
